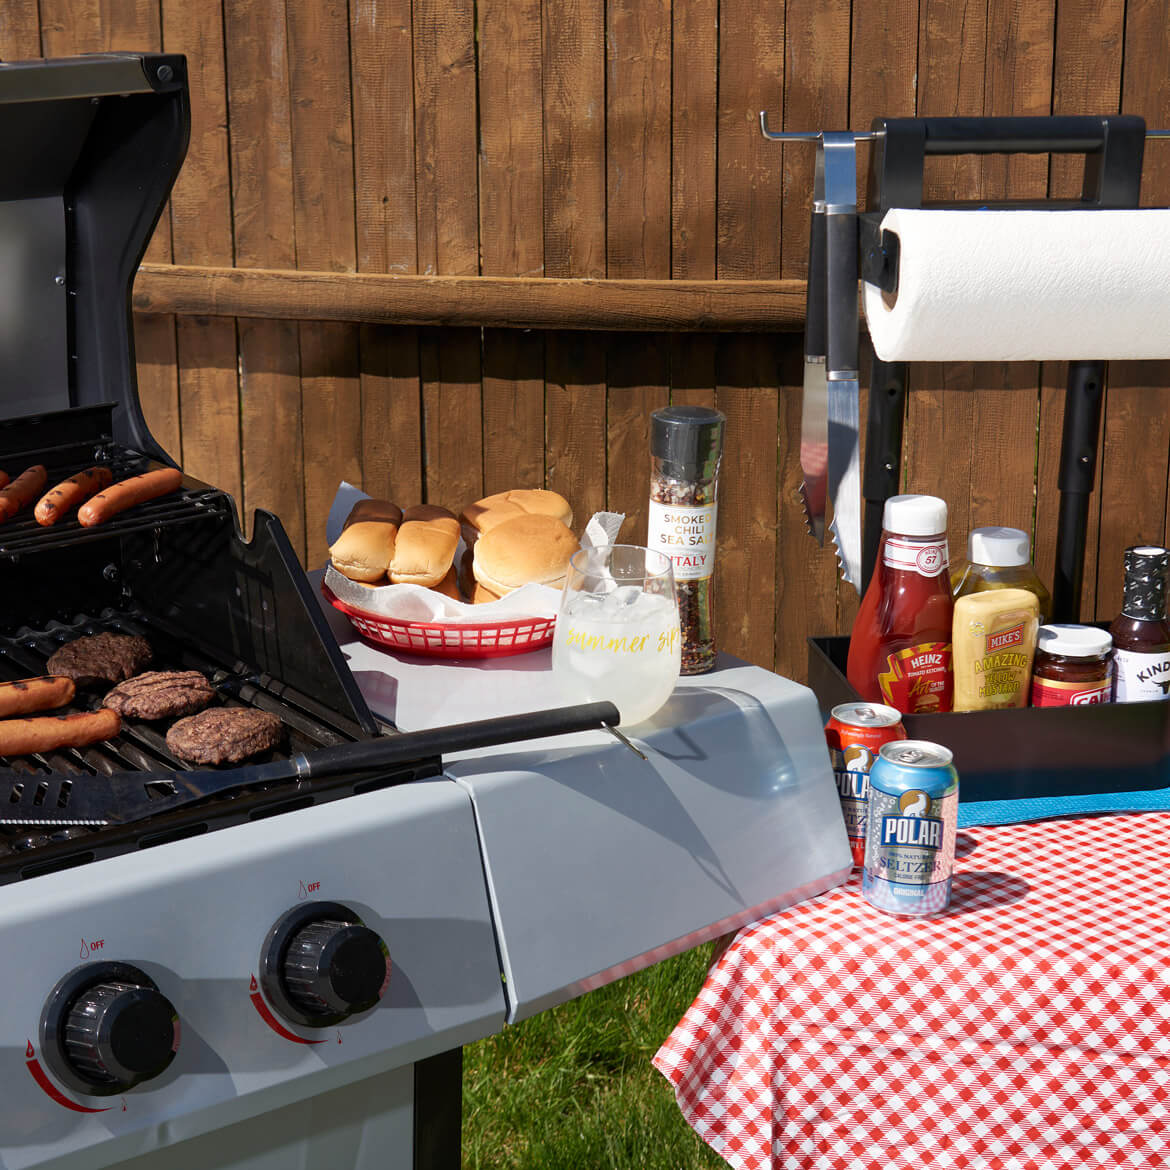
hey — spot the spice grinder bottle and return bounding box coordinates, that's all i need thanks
[648,406,725,675]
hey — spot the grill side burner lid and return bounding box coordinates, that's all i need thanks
[0,53,188,459]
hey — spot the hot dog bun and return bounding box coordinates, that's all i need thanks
[329,521,398,582]
[472,514,579,595]
[389,520,458,586]
[344,498,403,529]
[429,566,462,601]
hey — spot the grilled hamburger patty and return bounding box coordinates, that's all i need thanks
[166,708,283,765]
[46,633,153,687]
[104,670,215,720]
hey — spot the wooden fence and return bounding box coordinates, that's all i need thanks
[3,0,1170,680]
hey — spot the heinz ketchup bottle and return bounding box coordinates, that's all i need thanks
[847,494,954,713]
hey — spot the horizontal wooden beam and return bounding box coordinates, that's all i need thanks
[133,263,807,332]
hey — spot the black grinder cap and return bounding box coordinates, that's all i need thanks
[1121,545,1170,620]
[650,406,726,481]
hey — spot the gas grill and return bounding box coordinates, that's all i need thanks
[0,53,853,1170]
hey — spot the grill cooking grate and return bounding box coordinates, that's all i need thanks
[0,610,430,885]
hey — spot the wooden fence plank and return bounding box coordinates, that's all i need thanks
[671,0,717,280]
[1118,0,1170,617]
[163,0,241,506]
[544,0,607,536]
[0,2,41,58]
[1033,0,1125,618]
[223,0,305,558]
[479,0,545,499]
[716,335,780,667]
[713,0,784,667]
[776,0,852,679]
[414,0,482,510]
[287,0,361,567]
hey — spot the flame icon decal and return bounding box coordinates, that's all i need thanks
[297,880,308,901]
[26,1040,33,1058]
[249,973,258,992]
[79,938,89,959]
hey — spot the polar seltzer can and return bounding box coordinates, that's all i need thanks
[862,740,958,917]
[824,703,906,867]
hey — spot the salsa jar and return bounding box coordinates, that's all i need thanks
[1030,624,1113,708]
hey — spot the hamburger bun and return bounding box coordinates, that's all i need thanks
[473,581,505,605]
[344,497,403,528]
[462,489,573,541]
[329,521,398,582]
[472,514,579,595]
[390,520,458,586]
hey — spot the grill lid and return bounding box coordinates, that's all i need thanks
[0,52,188,457]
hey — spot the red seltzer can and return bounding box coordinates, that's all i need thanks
[825,702,907,867]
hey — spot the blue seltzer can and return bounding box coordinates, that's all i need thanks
[862,740,958,917]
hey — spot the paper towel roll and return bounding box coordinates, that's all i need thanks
[862,208,1170,361]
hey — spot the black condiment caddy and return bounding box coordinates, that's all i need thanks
[803,114,1170,804]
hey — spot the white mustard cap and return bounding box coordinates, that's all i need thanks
[1037,624,1112,658]
[882,494,947,537]
[968,526,1030,567]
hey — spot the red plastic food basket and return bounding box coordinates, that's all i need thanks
[323,586,556,658]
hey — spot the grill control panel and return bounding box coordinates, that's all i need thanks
[39,962,178,1096]
[259,902,391,1028]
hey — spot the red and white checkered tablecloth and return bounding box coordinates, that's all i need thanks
[654,812,1170,1170]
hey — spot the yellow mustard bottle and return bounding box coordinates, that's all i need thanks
[952,587,1040,712]
[950,526,1052,622]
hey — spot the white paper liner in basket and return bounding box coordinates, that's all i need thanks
[324,482,624,625]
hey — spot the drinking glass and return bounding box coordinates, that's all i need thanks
[552,545,681,726]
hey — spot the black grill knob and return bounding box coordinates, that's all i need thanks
[63,982,177,1089]
[260,902,391,1028]
[40,963,178,1096]
[283,920,388,1017]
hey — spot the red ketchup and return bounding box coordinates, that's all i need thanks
[847,494,954,714]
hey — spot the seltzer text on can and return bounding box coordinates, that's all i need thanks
[862,739,959,917]
[824,702,907,868]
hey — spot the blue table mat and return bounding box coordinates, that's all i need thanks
[959,786,1170,827]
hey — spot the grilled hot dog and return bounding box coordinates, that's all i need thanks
[77,468,183,528]
[0,709,121,757]
[0,465,48,522]
[34,466,115,526]
[0,676,76,718]
[0,470,8,491]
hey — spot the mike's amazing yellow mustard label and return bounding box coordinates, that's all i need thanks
[951,588,1040,711]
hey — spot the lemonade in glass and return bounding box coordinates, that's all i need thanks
[552,545,681,726]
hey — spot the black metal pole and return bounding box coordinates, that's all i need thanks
[414,1047,463,1170]
[1051,360,1106,622]
[861,351,909,594]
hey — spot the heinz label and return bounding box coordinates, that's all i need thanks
[876,642,952,713]
[883,537,949,577]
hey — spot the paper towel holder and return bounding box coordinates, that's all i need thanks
[856,114,1149,619]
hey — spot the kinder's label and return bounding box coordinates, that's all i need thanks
[877,642,952,713]
[647,500,717,581]
[1113,649,1170,702]
[1030,675,1111,707]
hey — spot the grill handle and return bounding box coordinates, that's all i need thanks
[295,701,621,780]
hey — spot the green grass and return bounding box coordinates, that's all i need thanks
[462,944,727,1170]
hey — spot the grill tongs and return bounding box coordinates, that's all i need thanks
[0,702,620,827]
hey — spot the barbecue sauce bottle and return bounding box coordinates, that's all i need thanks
[1110,545,1170,703]
[847,495,954,714]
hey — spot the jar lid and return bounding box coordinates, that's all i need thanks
[882,494,947,537]
[1037,624,1113,658]
[650,406,725,479]
[968,526,1030,567]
